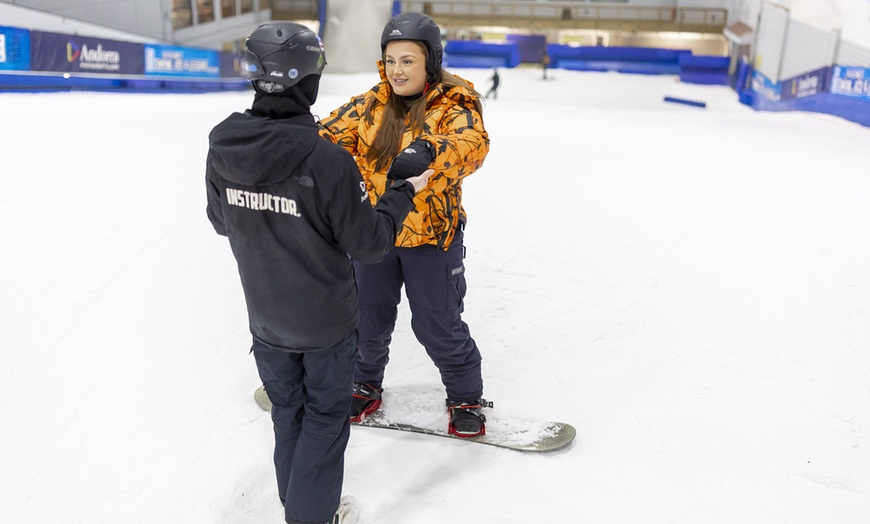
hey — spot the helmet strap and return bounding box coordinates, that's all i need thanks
[254,80,287,94]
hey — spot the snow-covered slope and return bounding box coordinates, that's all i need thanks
[2,68,869,523]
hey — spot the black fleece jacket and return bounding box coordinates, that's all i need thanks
[206,109,415,351]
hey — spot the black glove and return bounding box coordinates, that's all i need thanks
[386,138,435,180]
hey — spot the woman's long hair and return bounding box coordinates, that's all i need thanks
[362,43,485,173]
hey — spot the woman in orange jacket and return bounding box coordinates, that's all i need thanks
[319,12,490,437]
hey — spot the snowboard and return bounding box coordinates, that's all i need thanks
[254,385,576,453]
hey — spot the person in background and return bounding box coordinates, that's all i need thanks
[486,67,500,98]
[319,12,491,438]
[206,21,432,524]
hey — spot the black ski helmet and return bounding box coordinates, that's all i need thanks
[380,12,442,78]
[244,21,326,90]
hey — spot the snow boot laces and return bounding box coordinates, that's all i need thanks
[350,383,382,423]
[447,398,492,438]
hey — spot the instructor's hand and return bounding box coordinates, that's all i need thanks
[406,169,434,193]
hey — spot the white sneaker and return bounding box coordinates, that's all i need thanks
[332,496,360,524]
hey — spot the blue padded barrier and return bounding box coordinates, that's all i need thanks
[444,41,521,69]
[505,34,547,63]
[548,45,691,66]
[751,90,870,127]
[556,59,681,75]
[0,72,248,93]
[444,54,513,69]
[678,54,730,85]
[740,66,870,128]
[663,96,707,108]
[548,44,696,76]
[678,55,730,68]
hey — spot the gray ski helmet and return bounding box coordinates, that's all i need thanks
[244,21,326,88]
[380,12,442,77]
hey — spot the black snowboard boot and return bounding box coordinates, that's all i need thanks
[350,383,382,423]
[447,399,489,437]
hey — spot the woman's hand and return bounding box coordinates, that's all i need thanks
[405,169,434,192]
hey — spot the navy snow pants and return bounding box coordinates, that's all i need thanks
[352,231,483,401]
[252,332,357,524]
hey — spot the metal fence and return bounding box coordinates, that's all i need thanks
[754,0,870,83]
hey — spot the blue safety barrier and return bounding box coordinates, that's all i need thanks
[664,96,707,108]
[737,62,870,128]
[548,45,691,75]
[444,40,521,69]
[678,54,730,85]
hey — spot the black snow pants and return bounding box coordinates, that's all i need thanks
[352,230,483,402]
[252,331,357,524]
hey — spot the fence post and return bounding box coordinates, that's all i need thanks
[775,8,790,82]
[830,28,842,66]
[749,7,762,71]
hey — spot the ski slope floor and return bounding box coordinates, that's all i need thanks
[2,67,869,523]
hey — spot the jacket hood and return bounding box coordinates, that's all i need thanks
[208,112,319,187]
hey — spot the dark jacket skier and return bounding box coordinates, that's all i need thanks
[205,21,431,524]
[486,68,500,99]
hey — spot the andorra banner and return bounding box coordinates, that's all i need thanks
[30,30,144,75]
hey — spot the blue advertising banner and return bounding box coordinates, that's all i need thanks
[0,26,31,71]
[830,65,870,100]
[781,67,829,101]
[750,70,781,102]
[30,30,144,74]
[145,45,220,77]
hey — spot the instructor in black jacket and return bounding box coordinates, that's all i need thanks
[205,22,431,524]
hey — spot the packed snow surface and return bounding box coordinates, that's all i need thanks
[2,67,869,523]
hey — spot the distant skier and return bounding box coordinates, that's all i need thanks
[205,21,431,524]
[486,68,500,99]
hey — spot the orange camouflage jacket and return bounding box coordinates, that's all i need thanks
[318,64,489,250]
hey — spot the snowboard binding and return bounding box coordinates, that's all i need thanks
[447,399,494,438]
